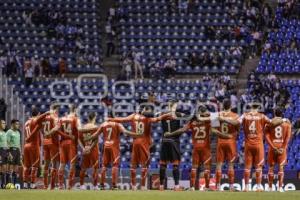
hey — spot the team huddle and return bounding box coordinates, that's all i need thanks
[0,99,292,192]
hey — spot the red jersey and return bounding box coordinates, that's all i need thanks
[60,114,80,145]
[185,120,211,149]
[98,122,124,148]
[265,120,292,149]
[112,113,162,147]
[130,114,153,146]
[79,124,99,151]
[218,111,239,143]
[41,114,60,146]
[24,118,41,147]
[239,111,270,146]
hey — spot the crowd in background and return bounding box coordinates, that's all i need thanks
[0,50,68,86]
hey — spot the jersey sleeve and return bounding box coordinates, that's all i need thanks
[262,114,271,126]
[117,123,126,133]
[238,114,244,124]
[184,121,192,131]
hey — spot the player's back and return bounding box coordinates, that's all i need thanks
[60,114,79,144]
[24,118,41,146]
[218,111,239,143]
[161,112,181,143]
[188,119,211,148]
[266,120,291,148]
[80,123,98,148]
[241,111,269,145]
[131,113,152,146]
[41,114,59,146]
[101,121,122,148]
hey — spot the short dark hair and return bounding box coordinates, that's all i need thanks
[11,119,19,124]
[250,101,261,109]
[50,102,60,110]
[198,104,207,113]
[31,107,40,117]
[274,107,283,117]
[223,98,231,110]
[88,112,96,121]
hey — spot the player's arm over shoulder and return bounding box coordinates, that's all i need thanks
[108,113,134,123]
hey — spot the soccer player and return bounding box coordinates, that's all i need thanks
[58,104,80,190]
[108,107,168,190]
[23,108,50,189]
[40,103,61,189]
[221,102,284,192]
[84,114,137,190]
[78,112,99,190]
[6,119,21,186]
[0,120,7,188]
[216,99,239,191]
[265,108,291,192]
[165,105,229,191]
[158,101,184,191]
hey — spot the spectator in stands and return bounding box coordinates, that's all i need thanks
[0,98,6,120]
[178,0,188,14]
[41,58,50,77]
[164,57,176,79]
[31,55,41,77]
[49,57,58,75]
[215,84,226,102]
[148,59,160,78]
[122,57,133,80]
[24,65,34,87]
[230,91,238,113]
[211,51,222,66]
[58,57,67,77]
[106,32,116,57]
[188,52,200,68]
[231,46,242,56]
[262,3,272,26]
[22,11,32,25]
[0,52,7,74]
[168,0,178,14]
[133,49,144,79]
[201,51,212,66]
[204,26,216,40]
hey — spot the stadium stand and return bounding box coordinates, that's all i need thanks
[0,0,103,73]
[116,0,269,74]
[257,1,300,73]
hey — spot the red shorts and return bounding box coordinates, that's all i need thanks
[216,142,236,163]
[59,142,77,164]
[267,148,287,166]
[81,148,99,169]
[131,143,150,166]
[192,147,211,166]
[245,143,264,168]
[43,144,59,162]
[23,144,40,168]
[102,146,120,167]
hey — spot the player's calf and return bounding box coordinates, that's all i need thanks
[58,163,66,189]
[215,163,222,191]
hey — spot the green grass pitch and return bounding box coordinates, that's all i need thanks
[0,190,300,200]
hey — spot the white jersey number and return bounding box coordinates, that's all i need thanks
[249,121,256,133]
[221,123,229,134]
[275,126,283,138]
[135,121,144,135]
[194,126,206,139]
